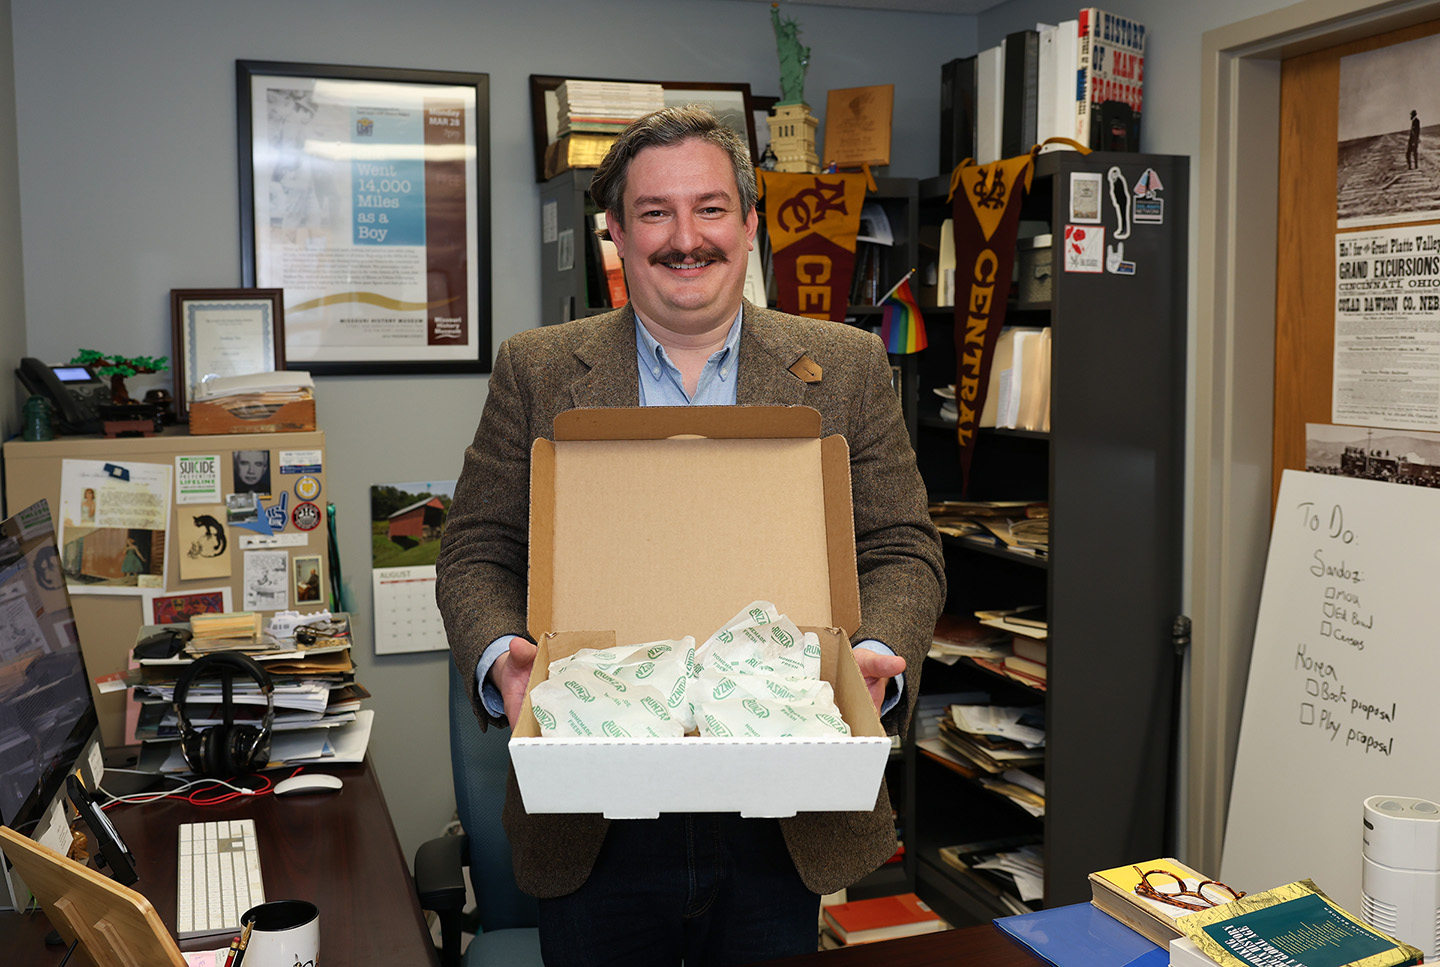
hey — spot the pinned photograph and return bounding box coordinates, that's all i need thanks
[293,554,323,604]
[177,506,231,581]
[141,586,233,625]
[232,449,272,496]
[1337,33,1440,227]
[57,459,170,594]
[242,549,289,612]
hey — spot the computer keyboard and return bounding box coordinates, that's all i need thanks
[175,819,266,938]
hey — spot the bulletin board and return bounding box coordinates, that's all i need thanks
[1,430,331,753]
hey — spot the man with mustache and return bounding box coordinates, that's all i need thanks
[436,105,944,966]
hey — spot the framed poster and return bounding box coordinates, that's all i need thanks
[238,60,491,375]
[170,288,284,421]
[528,74,757,181]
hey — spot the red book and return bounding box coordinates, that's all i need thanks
[822,892,945,945]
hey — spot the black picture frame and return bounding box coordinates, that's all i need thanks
[170,287,285,422]
[238,60,491,376]
[529,74,758,182]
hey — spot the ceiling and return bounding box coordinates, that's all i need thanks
[720,0,1006,15]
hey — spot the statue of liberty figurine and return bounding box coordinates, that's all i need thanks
[771,4,809,106]
[766,4,819,172]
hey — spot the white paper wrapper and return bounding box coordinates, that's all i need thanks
[695,601,822,681]
[690,602,846,738]
[691,673,852,738]
[530,638,695,737]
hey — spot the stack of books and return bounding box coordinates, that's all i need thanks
[1003,636,1048,687]
[186,611,270,654]
[948,10,1144,165]
[545,79,665,179]
[821,892,947,946]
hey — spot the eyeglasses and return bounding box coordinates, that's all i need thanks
[1132,867,1246,911]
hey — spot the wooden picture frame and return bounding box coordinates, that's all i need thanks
[529,74,758,182]
[170,288,285,422]
[238,60,491,375]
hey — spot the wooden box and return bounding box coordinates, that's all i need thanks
[188,394,316,435]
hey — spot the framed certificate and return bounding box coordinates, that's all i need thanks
[170,288,285,421]
[238,60,491,375]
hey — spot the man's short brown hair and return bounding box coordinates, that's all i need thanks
[589,104,757,239]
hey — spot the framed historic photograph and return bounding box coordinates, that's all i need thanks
[238,60,491,375]
[529,74,757,182]
[170,288,285,422]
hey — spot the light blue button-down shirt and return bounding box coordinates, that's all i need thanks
[476,312,902,718]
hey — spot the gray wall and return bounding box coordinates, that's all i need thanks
[0,0,22,448]
[4,0,977,867]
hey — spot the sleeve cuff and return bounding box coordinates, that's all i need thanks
[476,636,514,719]
[853,639,904,717]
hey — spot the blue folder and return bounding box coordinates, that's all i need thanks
[995,902,1170,967]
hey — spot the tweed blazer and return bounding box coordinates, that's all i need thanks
[435,301,945,898]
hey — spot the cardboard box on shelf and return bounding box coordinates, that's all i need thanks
[507,405,892,819]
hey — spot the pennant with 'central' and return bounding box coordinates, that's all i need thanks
[758,170,868,322]
[951,153,1034,491]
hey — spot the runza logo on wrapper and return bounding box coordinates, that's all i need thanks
[742,698,771,719]
[563,680,595,703]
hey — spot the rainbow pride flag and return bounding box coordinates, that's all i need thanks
[880,274,927,353]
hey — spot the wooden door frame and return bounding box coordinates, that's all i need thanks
[1193,0,1440,873]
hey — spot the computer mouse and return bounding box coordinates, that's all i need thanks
[273,773,343,797]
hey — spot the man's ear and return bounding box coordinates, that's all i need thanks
[605,211,627,258]
[744,206,758,251]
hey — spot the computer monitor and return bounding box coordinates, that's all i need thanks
[0,498,103,911]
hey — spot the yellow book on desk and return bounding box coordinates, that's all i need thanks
[1089,856,1213,946]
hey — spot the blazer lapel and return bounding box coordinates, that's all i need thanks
[737,302,811,406]
[570,309,641,408]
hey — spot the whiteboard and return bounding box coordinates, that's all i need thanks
[1221,469,1440,912]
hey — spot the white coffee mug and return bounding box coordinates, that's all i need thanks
[240,899,320,967]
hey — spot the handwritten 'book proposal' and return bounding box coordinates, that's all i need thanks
[1177,879,1421,967]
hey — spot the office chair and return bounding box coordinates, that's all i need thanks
[414,662,541,967]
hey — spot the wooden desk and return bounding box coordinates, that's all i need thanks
[0,758,437,966]
[753,922,1043,966]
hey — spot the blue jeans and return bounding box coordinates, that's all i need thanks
[536,813,820,966]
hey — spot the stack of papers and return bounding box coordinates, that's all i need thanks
[556,79,665,136]
[117,613,373,771]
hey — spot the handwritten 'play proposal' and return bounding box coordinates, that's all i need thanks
[1221,469,1440,914]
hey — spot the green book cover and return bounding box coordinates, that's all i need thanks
[1179,880,1422,967]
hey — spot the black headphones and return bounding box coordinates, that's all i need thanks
[173,652,275,778]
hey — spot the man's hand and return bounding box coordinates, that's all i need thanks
[490,637,539,727]
[852,648,906,714]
